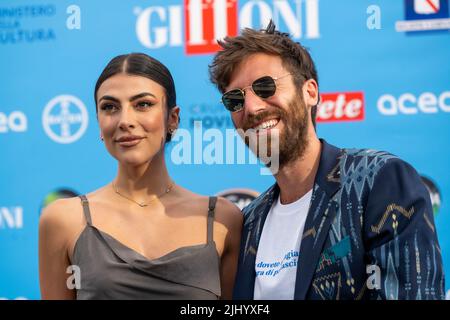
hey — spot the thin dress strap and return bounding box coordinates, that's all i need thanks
[78,195,92,226]
[207,197,217,243]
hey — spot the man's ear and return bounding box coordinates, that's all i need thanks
[302,79,319,108]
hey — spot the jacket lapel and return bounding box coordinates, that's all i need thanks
[294,139,342,299]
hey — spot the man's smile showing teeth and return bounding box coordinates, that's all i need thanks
[253,119,280,130]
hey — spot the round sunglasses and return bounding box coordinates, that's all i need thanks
[221,74,292,112]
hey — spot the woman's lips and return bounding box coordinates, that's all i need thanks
[116,138,143,147]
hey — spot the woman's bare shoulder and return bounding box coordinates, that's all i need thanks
[38,196,87,256]
[39,197,84,232]
[40,184,112,227]
[176,187,243,228]
[214,196,243,230]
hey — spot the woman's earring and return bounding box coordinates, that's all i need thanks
[100,135,104,141]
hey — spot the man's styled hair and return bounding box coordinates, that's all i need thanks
[209,20,319,128]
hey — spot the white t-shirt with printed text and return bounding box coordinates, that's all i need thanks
[254,189,312,300]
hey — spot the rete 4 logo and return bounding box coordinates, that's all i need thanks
[317,92,365,123]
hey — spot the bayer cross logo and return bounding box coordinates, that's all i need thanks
[42,95,89,144]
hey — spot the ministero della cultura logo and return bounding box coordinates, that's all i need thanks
[42,94,88,144]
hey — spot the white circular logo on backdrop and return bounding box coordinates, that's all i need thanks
[42,95,88,144]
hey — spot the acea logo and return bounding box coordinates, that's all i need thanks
[42,95,88,144]
[135,0,320,54]
[377,90,450,115]
[396,0,450,33]
[0,110,27,133]
[0,206,23,229]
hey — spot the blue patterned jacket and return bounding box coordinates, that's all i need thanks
[233,140,445,300]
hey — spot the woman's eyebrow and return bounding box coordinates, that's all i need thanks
[98,95,120,103]
[129,92,156,102]
[98,92,157,103]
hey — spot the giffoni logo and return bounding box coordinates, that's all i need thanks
[135,0,320,54]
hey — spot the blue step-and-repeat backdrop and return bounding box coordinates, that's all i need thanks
[0,0,449,299]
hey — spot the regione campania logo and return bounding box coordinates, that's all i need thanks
[396,0,450,32]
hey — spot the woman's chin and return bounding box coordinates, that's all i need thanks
[116,155,154,168]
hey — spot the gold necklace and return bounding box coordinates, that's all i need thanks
[112,180,175,207]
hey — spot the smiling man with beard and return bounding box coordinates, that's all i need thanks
[209,21,445,300]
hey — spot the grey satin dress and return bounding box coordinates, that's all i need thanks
[72,195,221,300]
